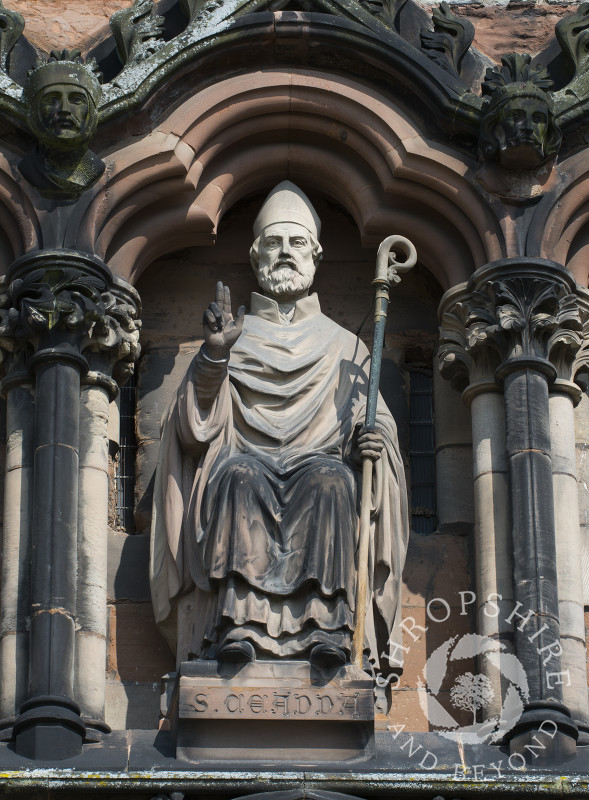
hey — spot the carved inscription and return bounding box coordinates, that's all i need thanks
[179,685,373,721]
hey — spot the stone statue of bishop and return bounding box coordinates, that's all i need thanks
[150,182,409,675]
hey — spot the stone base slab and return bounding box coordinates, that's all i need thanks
[171,660,375,762]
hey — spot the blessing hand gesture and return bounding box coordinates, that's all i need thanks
[203,282,246,360]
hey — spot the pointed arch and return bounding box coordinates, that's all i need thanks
[75,70,505,288]
[0,151,41,270]
[530,150,589,287]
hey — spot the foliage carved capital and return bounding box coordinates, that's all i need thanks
[0,251,141,396]
[82,280,142,397]
[438,259,589,403]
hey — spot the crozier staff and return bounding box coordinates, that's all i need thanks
[353,234,417,669]
[150,182,410,674]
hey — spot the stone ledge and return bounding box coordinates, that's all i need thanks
[0,731,587,796]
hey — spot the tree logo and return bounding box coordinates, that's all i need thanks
[417,633,529,743]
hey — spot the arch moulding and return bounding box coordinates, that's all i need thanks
[62,69,507,290]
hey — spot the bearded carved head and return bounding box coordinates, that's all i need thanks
[478,54,562,170]
[249,182,323,299]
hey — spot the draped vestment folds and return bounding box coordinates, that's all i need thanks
[150,292,409,672]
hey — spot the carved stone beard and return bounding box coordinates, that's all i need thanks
[497,135,546,170]
[256,258,316,297]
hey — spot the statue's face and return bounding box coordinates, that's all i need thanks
[495,96,550,169]
[256,222,317,298]
[32,84,94,149]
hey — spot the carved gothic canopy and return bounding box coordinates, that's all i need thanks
[0,0,587,188]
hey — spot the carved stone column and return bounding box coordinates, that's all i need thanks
[439,257,589,763]
[0,250,140,760]
[439,286,513,723]
[547,293,589,745]
[76,281,141,738]
[0,347,34,737]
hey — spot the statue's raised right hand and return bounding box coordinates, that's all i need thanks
[203,281,246,360]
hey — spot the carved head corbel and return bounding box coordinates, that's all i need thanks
[18,49,105,201]
[478,54,562,171]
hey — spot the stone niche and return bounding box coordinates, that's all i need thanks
[101,190,477,735]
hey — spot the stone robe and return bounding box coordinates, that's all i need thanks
[150,292,409,671]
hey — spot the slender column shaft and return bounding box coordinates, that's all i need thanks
[502,368,578,761]
[29,359,81,700]
[439,258,585,763]
[504,368,561,694]
[0,385,34,725]
[471,390,512,718]
[550,391,589,733]
[3,251,141,759]
[75,386,110,730]
[14,355,87,758]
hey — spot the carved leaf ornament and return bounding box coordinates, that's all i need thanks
[360,0,408,32]
[110,0,166,66]
[0,0,23,72]
[420,1,474,77]
[440,277,584,392]
[5,268,105,339]
[556,2,589,81]
[438,302,475,390]
[85,290,142,385]
[470,279,582,361]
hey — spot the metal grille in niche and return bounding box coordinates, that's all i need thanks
[114,374,136,531]
[409,369,436,534]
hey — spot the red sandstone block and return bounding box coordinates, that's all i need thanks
[107,602,175,683]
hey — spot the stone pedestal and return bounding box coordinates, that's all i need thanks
[171,660,375,763]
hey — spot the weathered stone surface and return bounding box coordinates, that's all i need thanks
[401,531,472,608]
[433,361,472,448]
[435,445,474,532]
[575,395,589,608]
[450,2,580,58]
[0,387,33,720]
[398,532,475,730]
[178,662,374,722]
[107,529,150,601]
[473,471,512,612]
[7,1,135,52]
[107,602,174,683]
[104,678,162,730]
[75,630,107,722]
[173,660,375,762]
[4,0,578,62]
[471,392,505,476]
